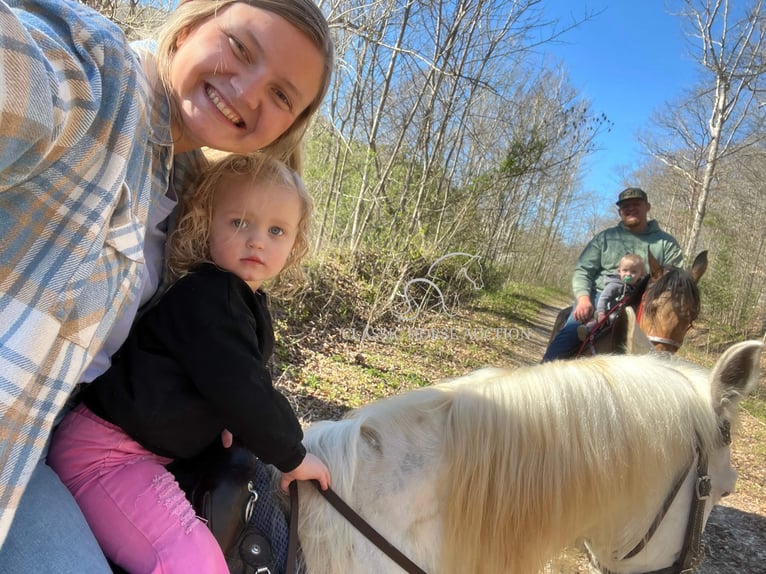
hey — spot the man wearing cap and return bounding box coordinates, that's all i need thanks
[542,187,683,361]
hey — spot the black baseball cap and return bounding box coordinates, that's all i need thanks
[616,187,648,205]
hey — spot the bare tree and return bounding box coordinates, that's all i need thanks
[78,0,172,38]
[643,0,766,258]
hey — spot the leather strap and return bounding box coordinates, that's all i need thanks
[622,461,693,559]
[312,482,428,574]
[286,481,300,573]
[647,335,682,349]
[675,451,710,573]
[285,480,427,574]
[585,449,710,574]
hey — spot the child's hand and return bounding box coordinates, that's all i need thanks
[597,312,606,322]
[220,429,233,448]
[280,453,331,492]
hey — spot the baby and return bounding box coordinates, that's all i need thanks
[577,253,645,341]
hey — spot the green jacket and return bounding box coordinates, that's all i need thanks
[572,220,683,299]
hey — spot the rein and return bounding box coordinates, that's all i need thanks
[287,458,710,574]
[586,422,729,574]
[285,480,428,574]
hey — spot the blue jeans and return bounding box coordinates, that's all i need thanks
[542,293,600,362]
[0,459,111,573]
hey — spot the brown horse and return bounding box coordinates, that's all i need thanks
[547,251,708,356]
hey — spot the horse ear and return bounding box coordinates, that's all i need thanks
[623,306,654,355]
[648,252,663,280]
[709,340,762,419]
[689,250,708,283]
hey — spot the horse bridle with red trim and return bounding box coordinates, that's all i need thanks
[635,298,685,351]
[578,288,686,355]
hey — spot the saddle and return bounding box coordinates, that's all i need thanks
[575,300,628,357]
[547,275,649,360]
[168,443,283,574]
[109,446,283,574]
[579,276,651,356]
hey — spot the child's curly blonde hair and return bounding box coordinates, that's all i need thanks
[168,153,313,294]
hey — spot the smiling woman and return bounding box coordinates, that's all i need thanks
[166,3,327,154]
[0,0,333,571]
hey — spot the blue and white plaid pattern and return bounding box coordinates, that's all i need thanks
[0,0,176,542]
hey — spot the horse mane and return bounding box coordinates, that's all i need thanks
[298,357,721,574]
[643,266,701,323]
[294,417,362,572]
[441,357,719,574]
[625,273,650,308]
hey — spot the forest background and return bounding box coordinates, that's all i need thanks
[87,0,766,374]
[95,0,766,341]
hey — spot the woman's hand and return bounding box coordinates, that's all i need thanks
[280,453,331,492]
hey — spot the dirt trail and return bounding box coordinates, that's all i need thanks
[506,299,566,366]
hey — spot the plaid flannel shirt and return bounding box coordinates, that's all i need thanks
[0,0,176,542]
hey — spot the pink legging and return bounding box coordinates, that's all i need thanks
[48,404,229,574]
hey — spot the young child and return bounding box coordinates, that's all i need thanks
[577,253,645,341]
[48,154,330,574]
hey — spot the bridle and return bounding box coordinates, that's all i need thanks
[286,444,716,574]
[635,298,684,351]
[645,335,683,350]
[285,481,428,574]
[636,268,703,352]
[576,275,690,357]
[585,421,730,574]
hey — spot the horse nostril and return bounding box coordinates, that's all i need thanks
[721,491,731,498]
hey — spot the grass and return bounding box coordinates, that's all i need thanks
[275,253,765,433]
[742,394,766,425]
[274,278,565,421]
[477,282,565,324]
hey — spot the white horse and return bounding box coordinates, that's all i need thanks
[281,336,761,574]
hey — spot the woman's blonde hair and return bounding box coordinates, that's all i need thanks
[155,0,334,170]
[168,153,313,293]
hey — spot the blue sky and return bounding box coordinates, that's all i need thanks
[543,2,698,205]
